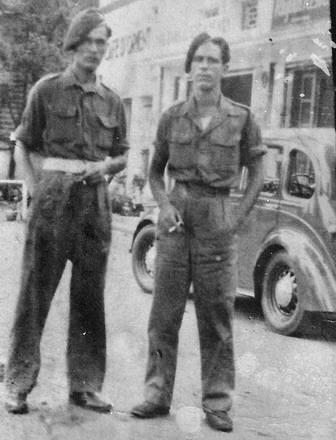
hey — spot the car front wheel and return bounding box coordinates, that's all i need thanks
[261,251,305,336]
[132,224,156,293]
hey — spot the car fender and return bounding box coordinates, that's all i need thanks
[130,208,158,250]
[254,228,336,312]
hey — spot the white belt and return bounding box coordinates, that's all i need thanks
[43,157,103,174]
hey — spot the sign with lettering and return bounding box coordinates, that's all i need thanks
[105,27,151,60]
[272,0,329,29]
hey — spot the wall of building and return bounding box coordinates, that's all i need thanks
[0,14,15,148]
[99,0,333,192]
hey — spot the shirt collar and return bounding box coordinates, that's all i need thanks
[177,93,242,134]
[61,67,105,98]
[178,93,236,117]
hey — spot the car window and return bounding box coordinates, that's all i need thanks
[261,146,283,195]
[287,149,315,199]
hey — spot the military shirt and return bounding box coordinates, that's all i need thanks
[16,67,129,161]
[154,94,265,188]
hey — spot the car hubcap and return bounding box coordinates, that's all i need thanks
[274,269,297,314]
[145,245,156,277]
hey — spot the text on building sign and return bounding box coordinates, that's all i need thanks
[105,27,151,60]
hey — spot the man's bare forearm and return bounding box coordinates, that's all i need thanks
[149,173,169,208]
[149,152,184,229]
[104,152,128,176]
[235,157,264,228]
[149,154,169,208]
[14,140,38,195]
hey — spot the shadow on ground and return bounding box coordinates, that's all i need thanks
[234,295,336,343]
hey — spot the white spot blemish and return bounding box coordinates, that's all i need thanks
[310,53,330,76]
[300,93,305,98]
[110,332,141,364]
[176,406,202,434]
[312,38,328,50]
[238,353,258,377]
[304,0,317,9]
[286,52,297,63]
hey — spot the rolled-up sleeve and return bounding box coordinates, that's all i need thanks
[15,83,45,153]
[240,110,266,167]
[153,110,170,163]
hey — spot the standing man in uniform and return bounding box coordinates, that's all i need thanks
[5,8,128,414]
[131,33,265,432]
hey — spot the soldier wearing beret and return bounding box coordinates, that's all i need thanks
[131,33,265,432]
[5,8,128,414]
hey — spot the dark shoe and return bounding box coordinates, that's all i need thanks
[69,392,113,413]
[5,393,28,415]
[205,410,233,432]
[131,401,170,418]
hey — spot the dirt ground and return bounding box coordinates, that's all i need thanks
[0,218,335,439]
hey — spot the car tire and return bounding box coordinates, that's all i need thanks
[132,224,156,293]
[261,251,305,336]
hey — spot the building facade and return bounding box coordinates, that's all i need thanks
[99,0,334,191]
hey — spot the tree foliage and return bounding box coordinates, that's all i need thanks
[0,0,98,127]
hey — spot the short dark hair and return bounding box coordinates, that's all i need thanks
[184,32,230,73]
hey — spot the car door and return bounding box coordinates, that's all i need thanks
[277,146,317,233]
[234,144,283,295]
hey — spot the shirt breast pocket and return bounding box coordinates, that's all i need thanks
[48,105,78,142]
[208,132,240,176]
[169,133,194,168]
[96,113,118,149]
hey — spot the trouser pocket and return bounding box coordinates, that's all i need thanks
[208,197,233,235]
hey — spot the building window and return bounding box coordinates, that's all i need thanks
[287,150,315,199]
[242,0,258,30]
[262,146,282,195]
[139,95,153,151]
[298,73,315,127]
[122,98,132,137]
[173,76,180,101]
[282,64,334,128]
[186,79,193,99]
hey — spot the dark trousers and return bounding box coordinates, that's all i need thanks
[144,183,237,412]
[5,171,111,395]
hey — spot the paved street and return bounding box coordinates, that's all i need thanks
[0,216,336,439]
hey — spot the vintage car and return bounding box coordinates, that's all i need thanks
[130,128,336,336]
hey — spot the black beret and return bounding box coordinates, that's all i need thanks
[185,32,230,73]
[63,8,112,51]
